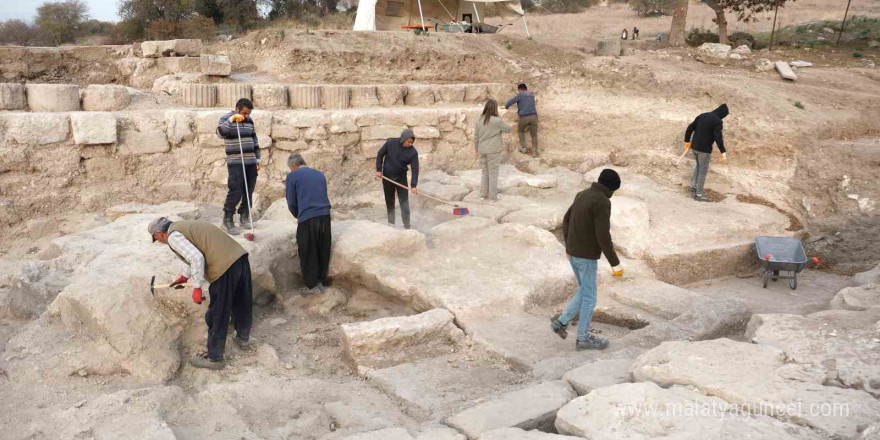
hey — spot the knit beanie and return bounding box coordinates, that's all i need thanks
[598,169,621,192]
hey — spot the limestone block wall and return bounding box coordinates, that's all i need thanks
[1,83,133,112]
[0,106,481,225]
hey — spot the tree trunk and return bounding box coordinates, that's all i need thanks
[668,0,690,47]
[705,0,729,44]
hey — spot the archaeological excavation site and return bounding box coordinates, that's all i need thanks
[1,14,880,440]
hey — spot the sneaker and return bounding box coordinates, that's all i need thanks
[694,194,711,202]
[575,335,609,351]
[550,317,568,340]
[519,147,528,154]
[234,337,253,351]
[491,194,500,201]
[190,354,225,370]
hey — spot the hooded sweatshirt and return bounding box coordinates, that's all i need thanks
[562,182,620,266]
[376,129,420,187]
[684,104,728,154]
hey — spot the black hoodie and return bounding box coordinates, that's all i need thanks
[684,104,728,154]
[376,129,420,187]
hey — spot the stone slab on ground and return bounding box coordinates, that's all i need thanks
[26,84,80,112]
[745,308,880,396]
[615,296,751,348]
[853,263,880,286]
[687,271,852,315]
[606,279,704,320]
[562,357,633,395]
[0,83,27,110]
[556,382,825,440]
[71,112,117,145]
[336,428,414,440]
[81,85,131,111]
[415,426,466,440]
[831,283,880,310]
[201,54,232,76]
[776,61,798,81]
[444,381,576,438]
[478,428,582,440]
[631,338,880,438]
[341,308,464,371]
[367,355,522,417]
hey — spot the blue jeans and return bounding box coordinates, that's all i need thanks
[559,256,598,341]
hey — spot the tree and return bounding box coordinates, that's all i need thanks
[702,0,796,44]
[35,0,89,45]
[668,0,689,46]
[0,19,42,46]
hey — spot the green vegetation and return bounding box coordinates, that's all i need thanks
[686,27,720,47]
[753,16,880,48]
[794,101,805,110]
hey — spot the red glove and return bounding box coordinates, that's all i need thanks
[192,287,204,304]
[170,275,188,289]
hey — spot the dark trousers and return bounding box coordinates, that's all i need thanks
[517,115,539,157]
[297,215,332,289]
[206,255,253,361]
[224,163,258,215]
[382,174,411,229]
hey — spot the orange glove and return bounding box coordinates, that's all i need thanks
[611,266,624,278]
[684,142,691,152]
[721,152,728,162]
[229,114,245,123]
[192,287,205,304]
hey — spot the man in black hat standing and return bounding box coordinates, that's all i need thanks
[551,169,623,351]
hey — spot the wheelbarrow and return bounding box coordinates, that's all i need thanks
[755,236,808,290]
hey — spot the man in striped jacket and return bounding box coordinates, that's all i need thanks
[218,98,261,234]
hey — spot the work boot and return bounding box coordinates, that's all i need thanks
[239,211,253,229]
[575,335,609,351]
[190,354,225,370]
[234,337,253,351]
[222,212,240,235]
[550,317,568,340]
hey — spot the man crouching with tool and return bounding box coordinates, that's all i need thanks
[148,216,253,370]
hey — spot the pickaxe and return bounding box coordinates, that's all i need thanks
[149,276,191,296]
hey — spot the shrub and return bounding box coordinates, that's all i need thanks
[853,51,863,58]
[794,101,805,110]
[729,31,756,48]
[686,27,719,47]
[181,15,217,40]
[629,0,676,17]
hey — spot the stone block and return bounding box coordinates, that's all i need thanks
[338,428,413,440]
[252,84,288,109]
[275,140,309,152]
[165,110,195,146]
[178,83,216,107]
[329,113,359,133]
[412,126,440,139]
[350,85,380,107]
[2,112,70,145]
[464,84,488,103]
[341,308,463,371]
[71,112,117,145]
[435,84,466,103]
[200,54,232,76]
[596,39,621,56]
[155,56,201,73]
[26,84,80,112]
[215,83,252,108]
[444,381,576,438]
[142,39,203,57]
[118,113,169,155]
[776,61,798,81]
[363,124,406,141]
[322,85,350,109]
[288,85,322,109]
[562,358,633,395]
[193,109,228,134]
[81,85,131,111]
[361,140,386,159]
[0,83,27,110]
[698,42,732,59]
[405,85,435,106]
[377,85,407,106]
[85,157,125,181]
[479,428,582,440]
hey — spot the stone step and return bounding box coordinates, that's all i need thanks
[443,380,576,439]
[1,83,134,112]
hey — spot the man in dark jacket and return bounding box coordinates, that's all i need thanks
[376,129,419,229]
[218,98,261,233]
[684,103,729,202]
[505,83,539,157]
[285,153,332,295]
[552,169,624,351]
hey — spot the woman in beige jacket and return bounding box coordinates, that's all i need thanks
[474,99,512,200]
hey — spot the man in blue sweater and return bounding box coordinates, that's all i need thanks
[217,98,261,234]
[285,154,332,295]
[505,83,539,157]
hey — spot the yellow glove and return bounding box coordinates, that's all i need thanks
[611,266,624,277]
[721,152,728,162]
[684,142,691,152]
[229,114,245,123]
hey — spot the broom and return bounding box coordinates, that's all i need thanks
[380,176,470,215]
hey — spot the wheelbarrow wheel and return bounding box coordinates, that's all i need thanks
[772,270,779,281]
[789,273,798,290]
[763,271,769,288]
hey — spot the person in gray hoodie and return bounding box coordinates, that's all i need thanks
[376,129,419,229]
[474,99,511,200]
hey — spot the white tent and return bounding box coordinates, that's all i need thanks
[354,0,529,36]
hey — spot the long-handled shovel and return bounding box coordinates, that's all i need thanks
[380,176,470,215]
[235,122,256,241]
[675,144,691,165]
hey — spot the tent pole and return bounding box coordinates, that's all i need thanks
[473,3,481,23]
[417,0,426,30]
[522,14,531,37]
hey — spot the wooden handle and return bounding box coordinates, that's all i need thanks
[380,175,459,207]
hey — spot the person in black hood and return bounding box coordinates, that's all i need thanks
[376,129,419,229]
[684,103,729,202]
